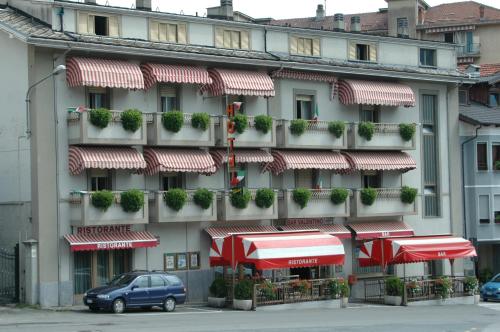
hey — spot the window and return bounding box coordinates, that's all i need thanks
[290,36,320,56]
[77,12,119,37]
[492,144,500,170]
[360,105,380,123]
[397,18,409,38]
[165,275,182,286]
[133,276,149,289]
[362,171,381,188]
[89,169,112,191]
[444,32,454,43]
[349,41,377,62]
[215,27,250,50]
[422,94,440,217]
[420,48,436,67]
[150,20,187,44]
[88,87,110,109]
[162,172,183,190]
[160,86,179,112]
[489,92,499,107]
[295,94,314,120]
[150,275,166,288]
[459,89,469,105]
[477,143,488,171]
[495,195,500,224]
[479,195,490,224]
[295,169,321,189]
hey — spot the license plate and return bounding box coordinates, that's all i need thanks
[487,292,493,296]
[87,299,93,304]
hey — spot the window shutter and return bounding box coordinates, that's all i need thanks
[159,86,177,97]
[240,30,250,50]
[108,16,120,37]
[88,15,95,35]
[177,23,187,44]
[297,38,305,55]
[369,44,378,62]
[77,12,89,34]
[230,31,240,49]
[348,41,356,60]
[312,38,321,56]
[167,24,177,43]
[215,27,224,48]
[150,20,159,41]
[290,36,298,55]
[159,23,167,42]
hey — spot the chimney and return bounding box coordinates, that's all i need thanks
[479,5,485,20]
[136,0,151,11]
[350,16,361,32]
[333,13,345,31]
[207,0,234,20]
[316,4,325,20]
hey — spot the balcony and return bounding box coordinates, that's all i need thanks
[457,43,480,57]
[278,189,350,219]
[216,116,277,147]
[147,113,215,147]
[67,110,147,145]
[149,190,217,223]
[348,123,416,150]
[277,120,347,149]
[350,188,417,218]
[69,191,149,226]
[218,189,279,221]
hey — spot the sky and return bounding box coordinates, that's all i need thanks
[91,0,500,19]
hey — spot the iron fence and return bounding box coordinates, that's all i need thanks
[0,246,18,303]
[405,277,468,303]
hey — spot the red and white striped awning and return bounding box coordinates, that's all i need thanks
[210,149,273,170]
[348,221,414,240]
[264,150,351,175]
[338,79,415,107]
[425,25,475,34]
[203,68,275,97]
[342,151,417,172]
[66,57,144,89]
[143,148,216,175]
[141,63,213,89]
[271,69,338,100]
[68,146,146,175]
[280,223,351,239]
[65,231,158,252]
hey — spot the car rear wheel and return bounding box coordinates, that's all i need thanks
[163,297,176,312]
[112,298,125,314]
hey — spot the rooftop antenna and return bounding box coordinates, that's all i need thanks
[105,0,109,6]
[180,10,184,15]
[155,6,160,11]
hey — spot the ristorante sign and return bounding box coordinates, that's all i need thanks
[75,225,132,235]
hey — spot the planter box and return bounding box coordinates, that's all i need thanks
[67,110,147,145]
[278,189,350,219]
[407,296,476,306]
[349,123,416,150]
[351,188,417,218]
[277,120,347,150]
[207,297,226,308]
[147,113,215,147]
[149,191,217,223]
[218,190,279,221]
[256,299,341,311]
[217,116,276,148]
[233,299,253,311]
[341,297,349,308]
[70,192,148,226]
[384,295,402,306]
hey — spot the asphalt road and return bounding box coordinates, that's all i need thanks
[1,302,500,332]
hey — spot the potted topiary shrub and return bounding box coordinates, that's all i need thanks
[163,189,188,211]
[330,188,349,205]
[120,189,144,213]
[400,186,418,204]
[358,121,375,141]
[193,188,214,210]
[255,188,275,209]
[233,279,254,311]
[328,121,345,138]
[233,114,248,134]
[292,188,311,209]
[399,123,416,142]
[464,276,480,303]
[229,188,251,209]
[360,187,377,206]
[290,119,308,136]
[435,277,453,300]
[191,112,210,131]
[208,278,227,308]
[339,279,350,308]
[89,108,112,129]
[121,109,143,132]
[162,111,184,133]
[327,279,340,299]
[91,190,114,211]
[384,277,404,306]
[254,115,273,134]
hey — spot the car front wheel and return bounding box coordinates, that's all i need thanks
[163,297,176,312]
[112,298,125,314]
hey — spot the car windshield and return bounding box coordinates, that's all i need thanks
[492,275,500,283]
[109,274,136,286]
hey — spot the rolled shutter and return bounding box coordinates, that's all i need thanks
[240,30,250,50]
[177,23,187,44]
[215,27,224,48]
[369,44,378,62]
[150,20,159,41]
[77,12,89,34]
[290,36,298,55]
[348,41,356,60]
[108,16,120,37]
[312,38,321,56]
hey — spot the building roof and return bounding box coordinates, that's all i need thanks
[420,1,500,28]
[479,64,500,77]
[460,102,500,125]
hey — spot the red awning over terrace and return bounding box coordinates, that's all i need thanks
[203,68,275,97]
[68,146,146,175]
[338,79,415,107]
[141,63,212,89]
[65,231,158,252]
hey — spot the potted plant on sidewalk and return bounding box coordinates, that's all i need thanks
[339,279,350,308]
[464,276,480,304]
[384,277,403,306]
[233,279,254,311]
[208,278,227,308]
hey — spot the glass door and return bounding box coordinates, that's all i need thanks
[96,251,110,287]
[74,252,92,295]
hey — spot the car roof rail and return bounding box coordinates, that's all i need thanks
[131,269,150,273]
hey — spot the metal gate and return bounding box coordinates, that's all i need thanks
[0,245,19,303]
[364,278,385,304]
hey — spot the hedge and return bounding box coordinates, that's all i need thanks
[255,188,275,209]
[360,187,377,206]
[290,119,308,136]
[254,115,273,134]
[328,121,345,138]
[229,188,251,209]
[193,188,214,210]
[120,189,144,213]
[292,188,311,209]
[164,189,188,211]
[91,190,114,211]
[358,121,375,141]
[121,109,142,132]
[89,108,112,129]
[162,111,184,133]
[191,112,210,131]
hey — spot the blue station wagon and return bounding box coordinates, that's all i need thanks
[83,271,186,313]
[481,273,500,302]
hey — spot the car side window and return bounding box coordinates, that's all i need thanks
[165,275,182,286]
[150,275,166,288]
[133,276,149,289]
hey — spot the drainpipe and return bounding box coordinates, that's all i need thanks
[57,7,64,32]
